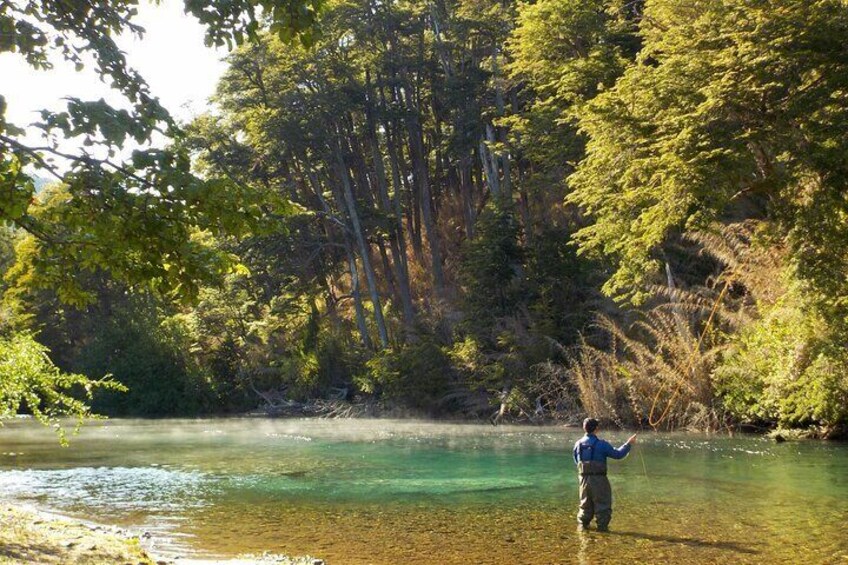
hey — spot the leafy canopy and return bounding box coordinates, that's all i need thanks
[566,0,848,304]
[0,0,318,303]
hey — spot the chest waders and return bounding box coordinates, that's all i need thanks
[576,437,613,531]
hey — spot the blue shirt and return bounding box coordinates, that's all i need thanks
[573,433,632,464]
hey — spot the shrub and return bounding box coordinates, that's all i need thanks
[363,341,453,413]
[716,294,848,434]
[83,306,213,416]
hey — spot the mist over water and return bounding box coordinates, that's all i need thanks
[1,418,846,563]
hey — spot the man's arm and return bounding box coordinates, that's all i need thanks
[603,439,632,460]
[573,442,579,465]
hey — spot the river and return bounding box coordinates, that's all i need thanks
[0,418,845,564]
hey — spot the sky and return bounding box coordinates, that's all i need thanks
[0,0,230,158]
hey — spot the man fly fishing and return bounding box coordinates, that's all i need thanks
[573,418,637,532]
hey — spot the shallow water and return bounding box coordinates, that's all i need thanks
[0,418,846,564]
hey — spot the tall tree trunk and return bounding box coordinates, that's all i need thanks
[347,247,374,350]
[390,87,424,264]
[401,80,445,291]
[376,239,398,304]
[491,45,511,200]
[300,158,374,350]
[473,145,491,216]
[368,76,416,329]
[334,144,390,348]
[390,25,445,291]
[386,122,418,271]
[460,157,476,239]
[665,261,693,355]
[384,133,421,338]
[480,126,500,199]
[519,182,533,244]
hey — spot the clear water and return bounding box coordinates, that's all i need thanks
[0,418,846,563]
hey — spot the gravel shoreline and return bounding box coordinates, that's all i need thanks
[0,504,324,565]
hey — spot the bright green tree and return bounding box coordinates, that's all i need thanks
[567,0,848,305]
[0,0,320,304]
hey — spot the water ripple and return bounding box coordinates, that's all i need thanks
[0,466,213,512]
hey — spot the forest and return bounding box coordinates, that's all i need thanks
[2,0,848,438]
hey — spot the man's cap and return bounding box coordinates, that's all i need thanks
[583,418,599,433]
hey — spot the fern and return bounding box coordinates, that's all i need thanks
[548,221,783,430]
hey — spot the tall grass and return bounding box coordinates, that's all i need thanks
[544,221,782,431]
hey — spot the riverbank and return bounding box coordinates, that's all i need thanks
[246,404,848,439]
[0,504,324,565]
[0,504,153,564]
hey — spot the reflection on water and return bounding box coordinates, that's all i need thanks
[0,418,846,564]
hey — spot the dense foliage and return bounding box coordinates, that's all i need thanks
[3,0,848,437]
[0,0,317,304]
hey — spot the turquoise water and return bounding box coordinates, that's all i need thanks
[0,418,846,563]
